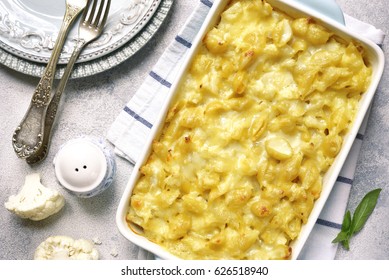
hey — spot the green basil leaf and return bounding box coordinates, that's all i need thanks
[332,210,352,244]
[332,231,349,244]
[350,188,381,234]
[341,239,350,250]
[341,210,352,232]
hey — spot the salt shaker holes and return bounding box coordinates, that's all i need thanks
[75,165,88,172]
[53,136,116,198]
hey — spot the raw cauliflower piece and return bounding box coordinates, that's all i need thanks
[34,236,99,260]
[5,173,65,221]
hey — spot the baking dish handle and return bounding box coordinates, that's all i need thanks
[293,0,345,25]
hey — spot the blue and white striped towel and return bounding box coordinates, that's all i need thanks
[107,0,385,260]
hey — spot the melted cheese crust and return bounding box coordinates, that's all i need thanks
[127,0,371,259]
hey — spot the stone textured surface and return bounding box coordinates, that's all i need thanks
[0,0,388,260]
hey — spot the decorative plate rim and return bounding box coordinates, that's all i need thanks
[0,0,174,79]
[0,0,162,64]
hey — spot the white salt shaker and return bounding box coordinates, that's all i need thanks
[53,136,116,198]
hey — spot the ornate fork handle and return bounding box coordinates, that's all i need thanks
[12,3,85,159]
[26,39,88,164]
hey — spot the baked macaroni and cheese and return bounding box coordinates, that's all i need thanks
[126,0,372,259]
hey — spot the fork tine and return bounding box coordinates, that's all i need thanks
[93,0,110,27]
[85,0,98,24]
[99,0,111,27]
[80,0,92,22]
[92,0,103,26]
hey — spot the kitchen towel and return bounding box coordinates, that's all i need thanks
[107,0,385,259]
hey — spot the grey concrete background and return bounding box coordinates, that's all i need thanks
[0,0,387,260]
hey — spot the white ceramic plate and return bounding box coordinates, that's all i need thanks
[116,0,385,260]
[0,0,161,64]
[0,0,173,78]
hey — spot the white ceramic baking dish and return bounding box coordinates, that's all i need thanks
[116,0,385,260]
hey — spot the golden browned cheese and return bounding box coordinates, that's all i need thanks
[127,0,371,259]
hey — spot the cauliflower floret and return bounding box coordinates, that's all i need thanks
[34,236,99,260]
[4,173,65,221]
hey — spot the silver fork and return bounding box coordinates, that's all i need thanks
[12,0,88,159]
[26,0,111,164]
